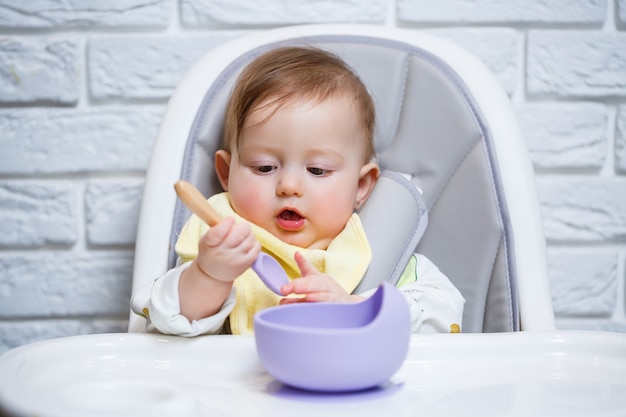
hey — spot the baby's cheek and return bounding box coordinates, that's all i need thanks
[314,195,354,230]
[230,190,267,223]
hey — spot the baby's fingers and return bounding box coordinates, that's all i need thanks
[279,296,307,305]
[294,251,319,277]
[280,276,327,300]
[225,222,256,248]
[202,217,236,247]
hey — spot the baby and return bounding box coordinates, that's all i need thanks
[132,46,464,335]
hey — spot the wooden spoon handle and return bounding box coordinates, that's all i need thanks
[174,180,222,227]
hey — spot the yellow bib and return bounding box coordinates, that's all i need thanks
[175,192,372,334]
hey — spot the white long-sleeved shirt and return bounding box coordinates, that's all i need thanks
[131,253,465,336]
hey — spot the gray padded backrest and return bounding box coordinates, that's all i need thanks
[170,35,519,333]
[354,171,428,294]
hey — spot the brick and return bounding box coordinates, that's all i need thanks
[0,0,169,29]
[181,0,386,26]
[547,249,617,317]
[617,106,626,173]
[86,179,144,246]
[427,28,518,95]
[515,102,607,170]
[0,181,77,247]
[0,319,128,354]
[0,252,133,318]
[398,0,606,24]
[0,37,78,105]
[0,106,162,174]
[537,177,626,242]
[527,31,626,98]
[88,34,241,100]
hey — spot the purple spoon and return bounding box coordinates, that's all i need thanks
[174,180,289,295]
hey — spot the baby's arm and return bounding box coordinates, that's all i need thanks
[131,261,236,336]
[399,254,465,333]
[179,216,260,320]
[130,216,260,336]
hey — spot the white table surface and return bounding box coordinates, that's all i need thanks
[0,331,624,417]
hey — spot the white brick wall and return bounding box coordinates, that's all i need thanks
[1,0,625,352]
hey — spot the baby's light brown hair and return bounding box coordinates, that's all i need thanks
[223,46,376,163]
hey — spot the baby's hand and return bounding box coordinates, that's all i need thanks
[279,252,364,304]
[194,216,261,283]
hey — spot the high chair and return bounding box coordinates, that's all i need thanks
[129,24,555,333]
[8,25,626,417]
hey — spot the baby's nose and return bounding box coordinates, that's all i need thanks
[276,169,303,196]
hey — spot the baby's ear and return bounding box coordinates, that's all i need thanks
[215,150,232,191]
[355,163,380,210]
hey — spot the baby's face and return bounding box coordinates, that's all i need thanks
[224,96,374,250]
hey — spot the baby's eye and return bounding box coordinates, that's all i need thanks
[308,167,328,176]
[255,165,276,174]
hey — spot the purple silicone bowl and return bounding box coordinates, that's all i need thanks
[253,283,411,392]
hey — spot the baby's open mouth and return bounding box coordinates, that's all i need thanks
[279,210,302,221]
[277,209,305,231]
